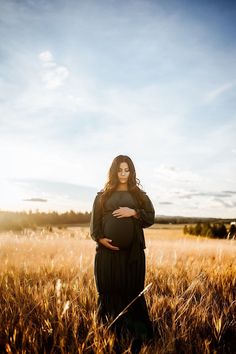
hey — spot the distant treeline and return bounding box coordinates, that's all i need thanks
[155,215,235,224]
[0,210,235,235]
[0,210,91,231]
[183,222,236,239]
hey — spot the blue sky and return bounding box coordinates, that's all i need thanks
[0,0,236,217]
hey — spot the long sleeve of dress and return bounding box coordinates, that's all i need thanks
[136,193,155,228]
[90,192,103,242]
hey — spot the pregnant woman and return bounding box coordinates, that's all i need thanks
[90,155,155,351]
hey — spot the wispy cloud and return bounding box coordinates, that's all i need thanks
[205,82,235,102]
[178,191,235,199]
[213,198,236,209]
[39,51,54,63]
[153,165,203,184]
[23,198,48,202]
[38,50,69,89]
[159,201,173,205]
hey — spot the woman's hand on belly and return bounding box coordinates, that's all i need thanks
[98,238,120,251]
[112,207,136,218]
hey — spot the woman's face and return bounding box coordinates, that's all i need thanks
[117,162,130,185]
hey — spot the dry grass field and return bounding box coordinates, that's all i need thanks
[0,225,235,353]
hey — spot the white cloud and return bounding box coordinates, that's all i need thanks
[41,66,69,89]
[205,82,235,102]
[39,51,54,62]
[153,165,204,184]
[38,50,69,89]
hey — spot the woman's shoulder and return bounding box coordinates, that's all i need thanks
[137,188,147,196]
[94,189,104,199]
[137,189,153,204]
[140,190,147,195]
[97,189,104,195]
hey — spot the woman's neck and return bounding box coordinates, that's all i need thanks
[116,184,128,191]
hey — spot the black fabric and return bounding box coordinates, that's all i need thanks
[90,190,155,262]
[95,247,153,342]
[101,191,136,249]
[90,190,155,344]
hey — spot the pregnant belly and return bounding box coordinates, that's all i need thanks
[103,214,134,249]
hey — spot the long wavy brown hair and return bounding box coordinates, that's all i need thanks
[100,155,147,210]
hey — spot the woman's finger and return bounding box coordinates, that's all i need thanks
[106,239,119,250]
[100,238,119,250]
[108,244,120,250]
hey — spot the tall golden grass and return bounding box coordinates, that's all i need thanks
[0,226,235,353]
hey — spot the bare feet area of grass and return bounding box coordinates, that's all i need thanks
[0,226,235,353]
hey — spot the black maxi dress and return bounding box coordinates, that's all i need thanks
[90,190,155,340]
